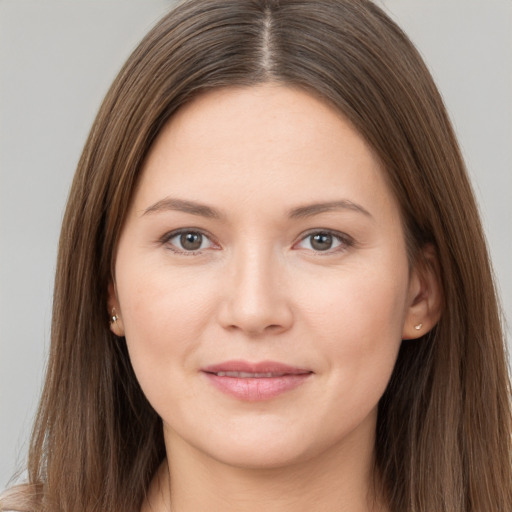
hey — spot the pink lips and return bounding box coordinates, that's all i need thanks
[202,360,312,401]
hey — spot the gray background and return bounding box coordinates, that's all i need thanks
[1,0,511,489]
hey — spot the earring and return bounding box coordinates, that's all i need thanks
[414,323,423,331]
[110,308,119,325]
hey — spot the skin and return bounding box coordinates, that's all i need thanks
[109,84,440,511]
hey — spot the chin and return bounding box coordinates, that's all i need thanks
[207,439,317,471]
[167,413,369,473]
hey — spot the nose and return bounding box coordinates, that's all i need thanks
[217,247,294,337]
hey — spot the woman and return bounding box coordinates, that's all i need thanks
[1,0,510,511]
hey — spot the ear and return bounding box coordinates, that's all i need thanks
[402,244,443,340]
[107,281,125,337]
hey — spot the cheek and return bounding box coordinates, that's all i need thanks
[299,261,408,387]
[115,263,217,390]
[303,260,407,329]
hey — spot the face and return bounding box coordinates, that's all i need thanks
[110,84,424,470]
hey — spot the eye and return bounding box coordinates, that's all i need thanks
[295,230,351,253]
[163,230,217,254]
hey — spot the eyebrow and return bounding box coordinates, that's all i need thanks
[142,197,223,219]
[288,200,373,219]
[142,197,372,220]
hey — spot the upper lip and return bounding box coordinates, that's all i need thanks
[202,360,312,376]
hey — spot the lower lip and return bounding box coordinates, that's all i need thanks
[203,373,312,401]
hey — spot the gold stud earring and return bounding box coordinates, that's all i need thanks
[414,323,423,331]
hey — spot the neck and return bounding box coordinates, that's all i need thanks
[143,420,387,512]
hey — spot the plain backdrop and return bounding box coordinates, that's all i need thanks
[1,0,511,489]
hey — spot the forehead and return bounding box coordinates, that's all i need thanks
[152,84,374,167]
[132,84,398,223]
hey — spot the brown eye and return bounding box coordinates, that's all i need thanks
[165,230,215,253]
[310,233,334,251]
[295,230,349,253]
[180,232,203,251]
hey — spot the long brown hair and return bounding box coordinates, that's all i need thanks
[2,1,510,510]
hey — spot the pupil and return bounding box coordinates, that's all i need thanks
[311,233,332,251]
[180,232,202,250]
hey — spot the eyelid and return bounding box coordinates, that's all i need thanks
[160,228,220,255]
[159,227,353,255]
[293,229,354,254]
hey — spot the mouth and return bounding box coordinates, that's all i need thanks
[201,360,313,401]
[210,371,294,378]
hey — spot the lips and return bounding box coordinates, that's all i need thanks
[202,360,312,401]
[213,371,289,378]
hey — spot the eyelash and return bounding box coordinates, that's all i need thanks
[160,229,354,255]
[160,229,219,256]
[294,229,354,255]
